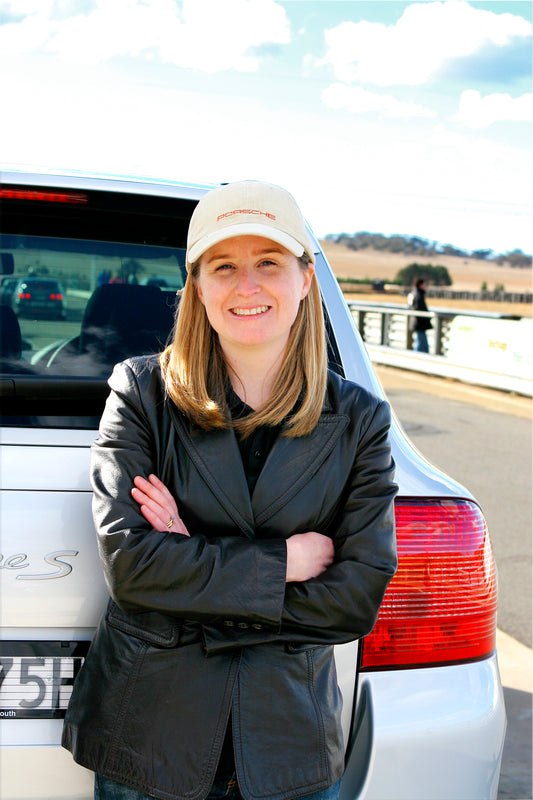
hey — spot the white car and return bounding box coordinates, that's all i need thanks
[0,171,506,800]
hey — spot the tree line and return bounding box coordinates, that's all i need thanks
[324,232,532,268]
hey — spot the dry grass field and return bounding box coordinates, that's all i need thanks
[320,241,533,317]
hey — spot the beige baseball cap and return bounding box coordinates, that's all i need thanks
[186,180,316,270]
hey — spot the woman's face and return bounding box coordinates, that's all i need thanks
[195,235,314,360]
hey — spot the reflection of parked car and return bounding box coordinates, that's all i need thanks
[0,276,18,306]
[0,170,506,800]
[12,277,65,319]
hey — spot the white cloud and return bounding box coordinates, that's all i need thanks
[0,0,51,13]
[453,89,533,129]
[2,53,531,254]
[321,1,531,87]
[0,0,291,70]
[322,83,436,119]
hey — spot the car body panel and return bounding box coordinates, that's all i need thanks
[0,489,105,628]
[1,445,91,490]
[0,744,94,799]
[340,657,506,800]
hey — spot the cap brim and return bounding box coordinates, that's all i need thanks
[187,223,309,267]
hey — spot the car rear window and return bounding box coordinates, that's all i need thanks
[0,185,197,428]
[1,182,343,430]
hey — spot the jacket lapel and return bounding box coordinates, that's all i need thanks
[168,404,255,538]
[252,412,349,527]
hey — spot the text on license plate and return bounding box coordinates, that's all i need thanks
[0,641,90,719]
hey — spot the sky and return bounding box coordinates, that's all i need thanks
[1,0,532,255]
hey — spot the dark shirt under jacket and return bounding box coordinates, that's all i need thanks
[227,385,281,495]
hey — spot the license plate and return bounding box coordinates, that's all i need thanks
[0,641,90,719]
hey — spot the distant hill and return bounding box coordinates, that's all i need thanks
[320,240,533,294]
[324,232,532,269]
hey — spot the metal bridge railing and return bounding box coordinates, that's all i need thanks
[345,300,532,396]
[346,301,518,357]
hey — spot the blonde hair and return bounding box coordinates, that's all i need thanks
[160,256,327,438]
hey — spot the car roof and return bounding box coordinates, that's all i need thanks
[1,167,215,202]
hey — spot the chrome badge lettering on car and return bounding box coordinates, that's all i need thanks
[0,550,79,580]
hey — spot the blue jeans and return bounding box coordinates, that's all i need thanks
[414,330,429,352]
[94,773,341,800]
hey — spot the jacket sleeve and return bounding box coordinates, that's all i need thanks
[202,398,398,654]
[91,361,288,629]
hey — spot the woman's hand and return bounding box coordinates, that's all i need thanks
[131,474,190,537]
[285,531,334,582]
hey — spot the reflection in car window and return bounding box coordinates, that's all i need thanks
[0,235,186,428]
[12,278,66,320]
[0,234,186,379]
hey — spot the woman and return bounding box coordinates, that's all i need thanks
[62,180,398,800]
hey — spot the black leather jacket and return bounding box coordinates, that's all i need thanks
[62,356,398,800]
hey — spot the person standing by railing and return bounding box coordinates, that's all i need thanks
[407,278,432,352]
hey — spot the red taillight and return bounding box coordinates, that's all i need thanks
[360,499,497,671]
[50,293,63,301]
[0,188,87,204]
[18,292,31,300]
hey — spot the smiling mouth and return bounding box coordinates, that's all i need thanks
[230,305,270,316]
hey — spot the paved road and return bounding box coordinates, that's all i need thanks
[375,365,532,800]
